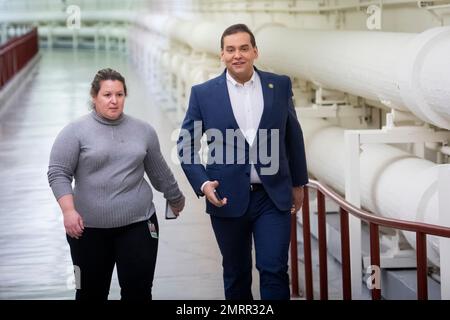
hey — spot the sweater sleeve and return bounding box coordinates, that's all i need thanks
[144,125,184,203]
[47,123,80,200]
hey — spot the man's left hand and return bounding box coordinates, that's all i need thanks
[291,186,304,215]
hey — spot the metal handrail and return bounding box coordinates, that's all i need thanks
[290,178,450,300]
[0,28,38,89]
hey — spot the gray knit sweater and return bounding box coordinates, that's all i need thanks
[47,111,184,228]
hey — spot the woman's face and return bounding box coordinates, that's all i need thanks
[92,80,125,120]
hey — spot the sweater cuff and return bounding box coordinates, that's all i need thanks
[51,183,74,200]
[168,194,185,209]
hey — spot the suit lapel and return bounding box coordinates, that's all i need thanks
[214,68,274,146]
[215,71,240,130]
[256,69,274,130]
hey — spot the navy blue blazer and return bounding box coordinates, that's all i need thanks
[178,68,308,217]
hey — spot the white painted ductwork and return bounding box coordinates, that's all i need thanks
[302,118,441,265]
[169,19,197,45]
[255,25,450,129]
[143,17,450,130]
[134,15,197,46]
[130,16,223,118]
[189,22,228,55]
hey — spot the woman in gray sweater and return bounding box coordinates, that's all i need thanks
[47,68,185,301]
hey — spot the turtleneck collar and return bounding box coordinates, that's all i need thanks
[90,111,126,126]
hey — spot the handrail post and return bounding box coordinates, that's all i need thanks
[290,204,299,297]
[317,190,328,300]
[344,131,362,298]
[339,207,352,300]
[369,223,381,300]
[302,187,314,300]
[416,232,428,300]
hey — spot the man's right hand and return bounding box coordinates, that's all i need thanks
[203,180,227,207]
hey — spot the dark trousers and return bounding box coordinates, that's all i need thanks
[66,214,159,301]
[210,188,291,300]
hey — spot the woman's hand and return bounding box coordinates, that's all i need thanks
[57,194,84,239]
[169,195,186,216]
[63,209,84,239]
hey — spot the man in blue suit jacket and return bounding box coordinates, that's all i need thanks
[178,24,308,300]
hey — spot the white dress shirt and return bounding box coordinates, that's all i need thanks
[226,70,264,184]
[201,70,264,193]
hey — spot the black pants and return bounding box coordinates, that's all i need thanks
[66,214,159,301]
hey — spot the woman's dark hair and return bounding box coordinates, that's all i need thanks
[90,68,127,101]
[220,24,256,50]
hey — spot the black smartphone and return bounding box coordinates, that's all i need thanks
[213,189,223,202]
[165,201,177,219]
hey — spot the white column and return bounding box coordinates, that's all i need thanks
[47,26,53,49]
[94,28,99,50]
[1,23,7,44]
[105,32,110,51]
[72,30,78,50]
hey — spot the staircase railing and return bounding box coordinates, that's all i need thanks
[0,27,38,89]
[290,179,450,300]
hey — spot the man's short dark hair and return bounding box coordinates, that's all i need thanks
[220,24,256,50]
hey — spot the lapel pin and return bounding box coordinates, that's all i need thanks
[268,83,274,89]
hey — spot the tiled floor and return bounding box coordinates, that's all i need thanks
[0,48,262,300]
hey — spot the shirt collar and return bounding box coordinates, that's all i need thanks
[226,69,258,88]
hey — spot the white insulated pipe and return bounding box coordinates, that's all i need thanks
[132,16,224,102]
[135,15,198,47]
[135,15,171,37]
[145,17,450,130]
[189,22,228,55]
[255,25,450,130]
[168,19,197,45]
[302,118,441,265]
